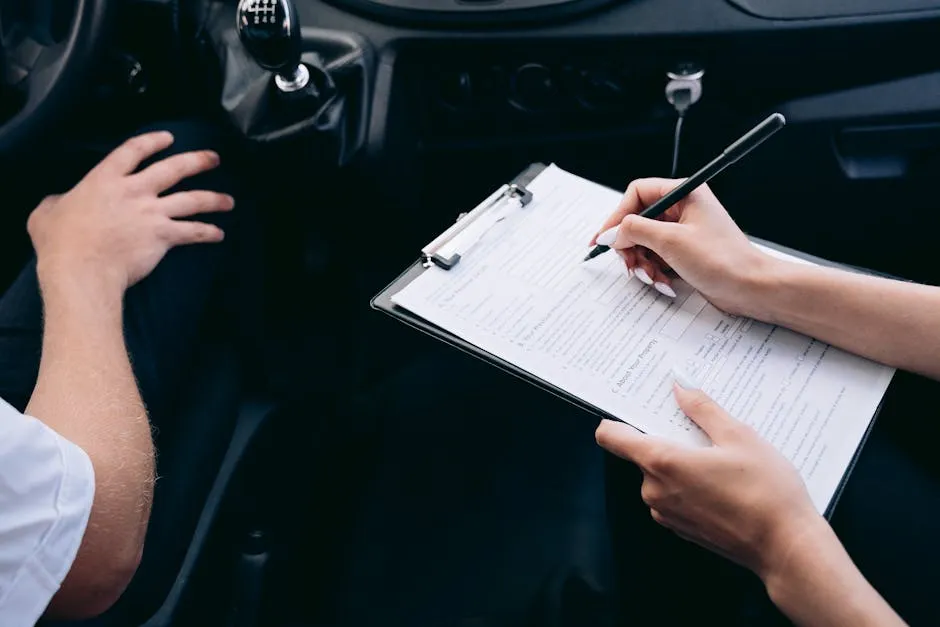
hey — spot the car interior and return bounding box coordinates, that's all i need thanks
[2,0,940,625]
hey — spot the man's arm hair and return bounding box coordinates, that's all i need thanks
[26,272,154,619]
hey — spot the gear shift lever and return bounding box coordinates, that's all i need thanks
[237,0,310,92]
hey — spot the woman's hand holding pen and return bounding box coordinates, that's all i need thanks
[590,178,777,317]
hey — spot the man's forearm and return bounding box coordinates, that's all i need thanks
[749,260,940,380]
[763,519,904,626]
[26,270,153,618]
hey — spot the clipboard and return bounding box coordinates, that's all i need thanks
[371,161,891,520]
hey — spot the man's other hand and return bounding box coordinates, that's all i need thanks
[27,131,234,294]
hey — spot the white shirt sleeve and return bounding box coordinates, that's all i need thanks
[0,398,95,626]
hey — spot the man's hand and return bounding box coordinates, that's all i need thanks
[25,129,234,618]
[27,130,234,294]
[596,382,821,580]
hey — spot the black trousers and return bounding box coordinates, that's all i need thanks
[6,120,254,625]
[339,333,940,626]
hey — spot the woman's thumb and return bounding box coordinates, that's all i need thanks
[613,214,680,254]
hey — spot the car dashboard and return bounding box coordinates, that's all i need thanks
[119,0,940,149]
[113,0,940,279]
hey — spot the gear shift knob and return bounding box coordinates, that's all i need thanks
[237,0,310,92]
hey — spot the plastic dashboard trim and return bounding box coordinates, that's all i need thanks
[725,0,940,21]
[319,0,622,27]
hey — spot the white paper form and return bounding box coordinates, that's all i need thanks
[392,164,895,512]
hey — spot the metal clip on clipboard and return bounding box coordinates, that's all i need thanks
[421,182,534,270]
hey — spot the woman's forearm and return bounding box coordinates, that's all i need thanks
[763,518,904,627]
[749,259,940,380]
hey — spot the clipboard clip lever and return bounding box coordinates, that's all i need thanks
[421,182,533,270]
[504,183,534,206]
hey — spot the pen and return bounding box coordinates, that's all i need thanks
[583,112,787,262]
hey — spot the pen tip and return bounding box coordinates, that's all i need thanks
[583,245,608,262]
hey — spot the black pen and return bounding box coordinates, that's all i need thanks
[583,112,787,262]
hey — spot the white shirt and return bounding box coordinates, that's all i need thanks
[0,398,95,626]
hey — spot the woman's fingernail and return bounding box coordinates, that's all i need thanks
[635,267,653,285]
[654,282,676,298]
[672,366,701,390]
[595,227,618,247]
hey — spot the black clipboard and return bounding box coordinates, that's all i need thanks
[371,162,892,520]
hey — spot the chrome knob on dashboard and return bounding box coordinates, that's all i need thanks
[236,0,310,92]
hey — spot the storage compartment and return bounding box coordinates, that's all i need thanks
[835,122,940,179]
